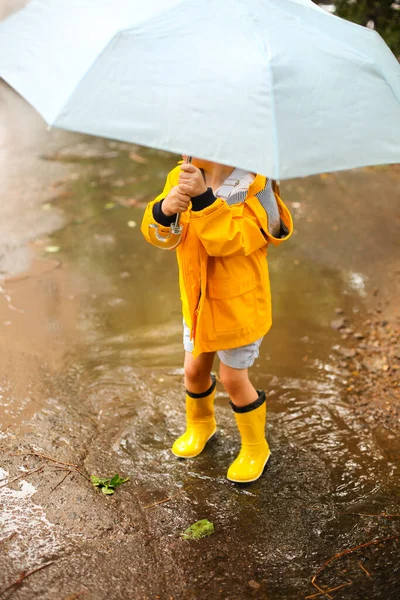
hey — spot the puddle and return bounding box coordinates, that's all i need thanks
[0,98,399,597]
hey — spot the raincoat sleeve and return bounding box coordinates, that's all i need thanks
[140,165,182,247]
[189,188,293,257]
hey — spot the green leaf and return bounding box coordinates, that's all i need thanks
[90,475,103,486]
[109,474,121,487]
[91,475,110,487]
[90,473,129,494]
[109,474,130,487]
[181,520,215,541]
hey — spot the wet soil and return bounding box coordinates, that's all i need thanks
[0,81,399,600]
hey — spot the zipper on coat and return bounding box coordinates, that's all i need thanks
[191,293,201,341]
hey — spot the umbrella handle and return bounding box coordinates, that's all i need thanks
[147,156,192,250]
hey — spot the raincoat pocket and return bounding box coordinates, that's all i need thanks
[208,276,258,334]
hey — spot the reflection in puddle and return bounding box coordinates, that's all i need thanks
[344,270,368,297]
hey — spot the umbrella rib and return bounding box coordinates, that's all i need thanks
[116,0,190,38]
[266,0,383,65]
[265,37,280,181]
[53,0,201,125]
[248,12,280,180]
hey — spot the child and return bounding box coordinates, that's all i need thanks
[141,157,293,483]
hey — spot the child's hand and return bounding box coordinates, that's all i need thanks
[162,186,191,216]
[178,163,207,197]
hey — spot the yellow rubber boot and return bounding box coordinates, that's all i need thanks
[171,374,217,458]
[227,391,270,483]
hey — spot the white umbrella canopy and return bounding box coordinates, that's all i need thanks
[0,0,399,179]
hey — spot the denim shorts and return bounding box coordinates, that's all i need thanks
[183,320,263,369]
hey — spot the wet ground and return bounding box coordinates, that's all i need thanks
[0,80,399,600]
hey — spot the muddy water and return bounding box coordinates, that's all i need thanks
[0,92,399,598]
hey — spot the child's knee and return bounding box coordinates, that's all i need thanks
[219,364,247,397]
[184,360,209,385]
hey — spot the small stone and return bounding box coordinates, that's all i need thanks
[248,580,261,590]
[335,308,344,315]
[363,357,386,372]
[331,317,346,330]
[338,347,356,358]
[353,332,365,340]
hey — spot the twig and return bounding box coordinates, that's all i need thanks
[0,560,54,597]
[311,534,399,594]
[8,450,90,482]
[49,469,73,493]
[310,581,333,600]
[9,450,78,468]
[0,466,45,488]
[305,581,352,599]
[346,512,400,519]
[358,561,371,577]
[0,532,17,546]
[63,592,85,600]
[143,487,189,510]
[74,468,91,482]
[4,260,61,284]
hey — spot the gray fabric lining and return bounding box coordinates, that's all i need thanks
[225,190,247,206]
[255,179,282,237]
[224,178,286,238]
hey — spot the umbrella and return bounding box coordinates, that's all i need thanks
[0,0,399,182]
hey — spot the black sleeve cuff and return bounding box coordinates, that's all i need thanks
[152,200,177,226]
[191,188,217,211]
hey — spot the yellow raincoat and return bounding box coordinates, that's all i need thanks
[141,164,293,357]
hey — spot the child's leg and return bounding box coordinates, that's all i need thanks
[219,354,270,484]
[219,363,258,407]
[184,351,215,395]
[171,351,217,458]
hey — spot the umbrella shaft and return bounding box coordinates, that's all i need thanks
[174,155,192,228]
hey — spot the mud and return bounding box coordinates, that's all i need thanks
[0,81,399,600]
